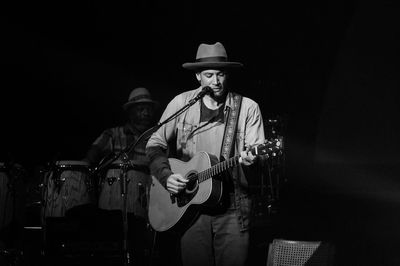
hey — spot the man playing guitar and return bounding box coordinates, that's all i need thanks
[146,42,266,266]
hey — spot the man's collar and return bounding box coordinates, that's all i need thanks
[224,91,236,110]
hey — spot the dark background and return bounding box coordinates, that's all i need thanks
[1,0,400,265]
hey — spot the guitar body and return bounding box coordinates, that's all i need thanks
[148,151,223,232]
[148,140,281,233]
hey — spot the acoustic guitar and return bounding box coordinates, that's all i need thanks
[148,139,281,232]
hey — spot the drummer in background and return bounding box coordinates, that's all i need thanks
[83,87,158,266]
[84,87,158,165]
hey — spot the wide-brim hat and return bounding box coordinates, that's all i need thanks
[122,87,158,110]
[182,42,243,70]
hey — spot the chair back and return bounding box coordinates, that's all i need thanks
[266,239,335,266]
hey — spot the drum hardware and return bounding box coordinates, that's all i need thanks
[85,179,96,194]
[106,177,118,186]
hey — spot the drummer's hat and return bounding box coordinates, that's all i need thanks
[123,87,158,111]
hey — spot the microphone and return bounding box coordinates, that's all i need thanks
[198,86,212,98]
[189,86,212,104]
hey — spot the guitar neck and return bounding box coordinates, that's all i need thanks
[196,155,241,184]
[188,141,280,184]
[194,145,262,184]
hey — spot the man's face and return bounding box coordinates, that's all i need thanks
[196,69,228,101]
[128,103,154,127]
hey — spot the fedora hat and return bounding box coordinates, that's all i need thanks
[122,87,158,110]
[182,42,243,70]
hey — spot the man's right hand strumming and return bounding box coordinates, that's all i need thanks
[166,174,188,194]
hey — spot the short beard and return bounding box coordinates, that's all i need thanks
[210,89,228,104]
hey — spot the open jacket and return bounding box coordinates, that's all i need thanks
[146,87,265,230]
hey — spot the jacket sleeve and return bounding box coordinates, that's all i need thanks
[244,101,265,149]
[240,100,266,179]
[146,146,173,189]
[146,95,182,186]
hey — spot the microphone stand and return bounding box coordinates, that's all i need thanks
[91,88,208,266]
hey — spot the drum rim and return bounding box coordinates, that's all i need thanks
[109,159,148,167]
[0,162,24,169]
[55,160,90,166]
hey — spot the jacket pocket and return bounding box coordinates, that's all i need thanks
[177,122,195,156]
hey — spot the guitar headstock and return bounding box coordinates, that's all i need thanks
[251,138,282,157]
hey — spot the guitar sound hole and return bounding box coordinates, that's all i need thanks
[185,179,198,194]
[185,172,198,194]
[176,178,198,207]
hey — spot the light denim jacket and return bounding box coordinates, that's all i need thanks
[147,86,265,230]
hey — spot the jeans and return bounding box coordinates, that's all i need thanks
[180,194,250,266]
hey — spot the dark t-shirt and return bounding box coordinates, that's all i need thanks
[200,99,225,123]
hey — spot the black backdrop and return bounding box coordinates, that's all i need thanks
[2,1,400,264]
[1,1,357,167]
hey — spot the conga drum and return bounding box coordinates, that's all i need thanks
[98,160,151,219]
[0,162,25,231]
[42,160,94,217]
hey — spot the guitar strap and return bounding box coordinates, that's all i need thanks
[220,93,243,161]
